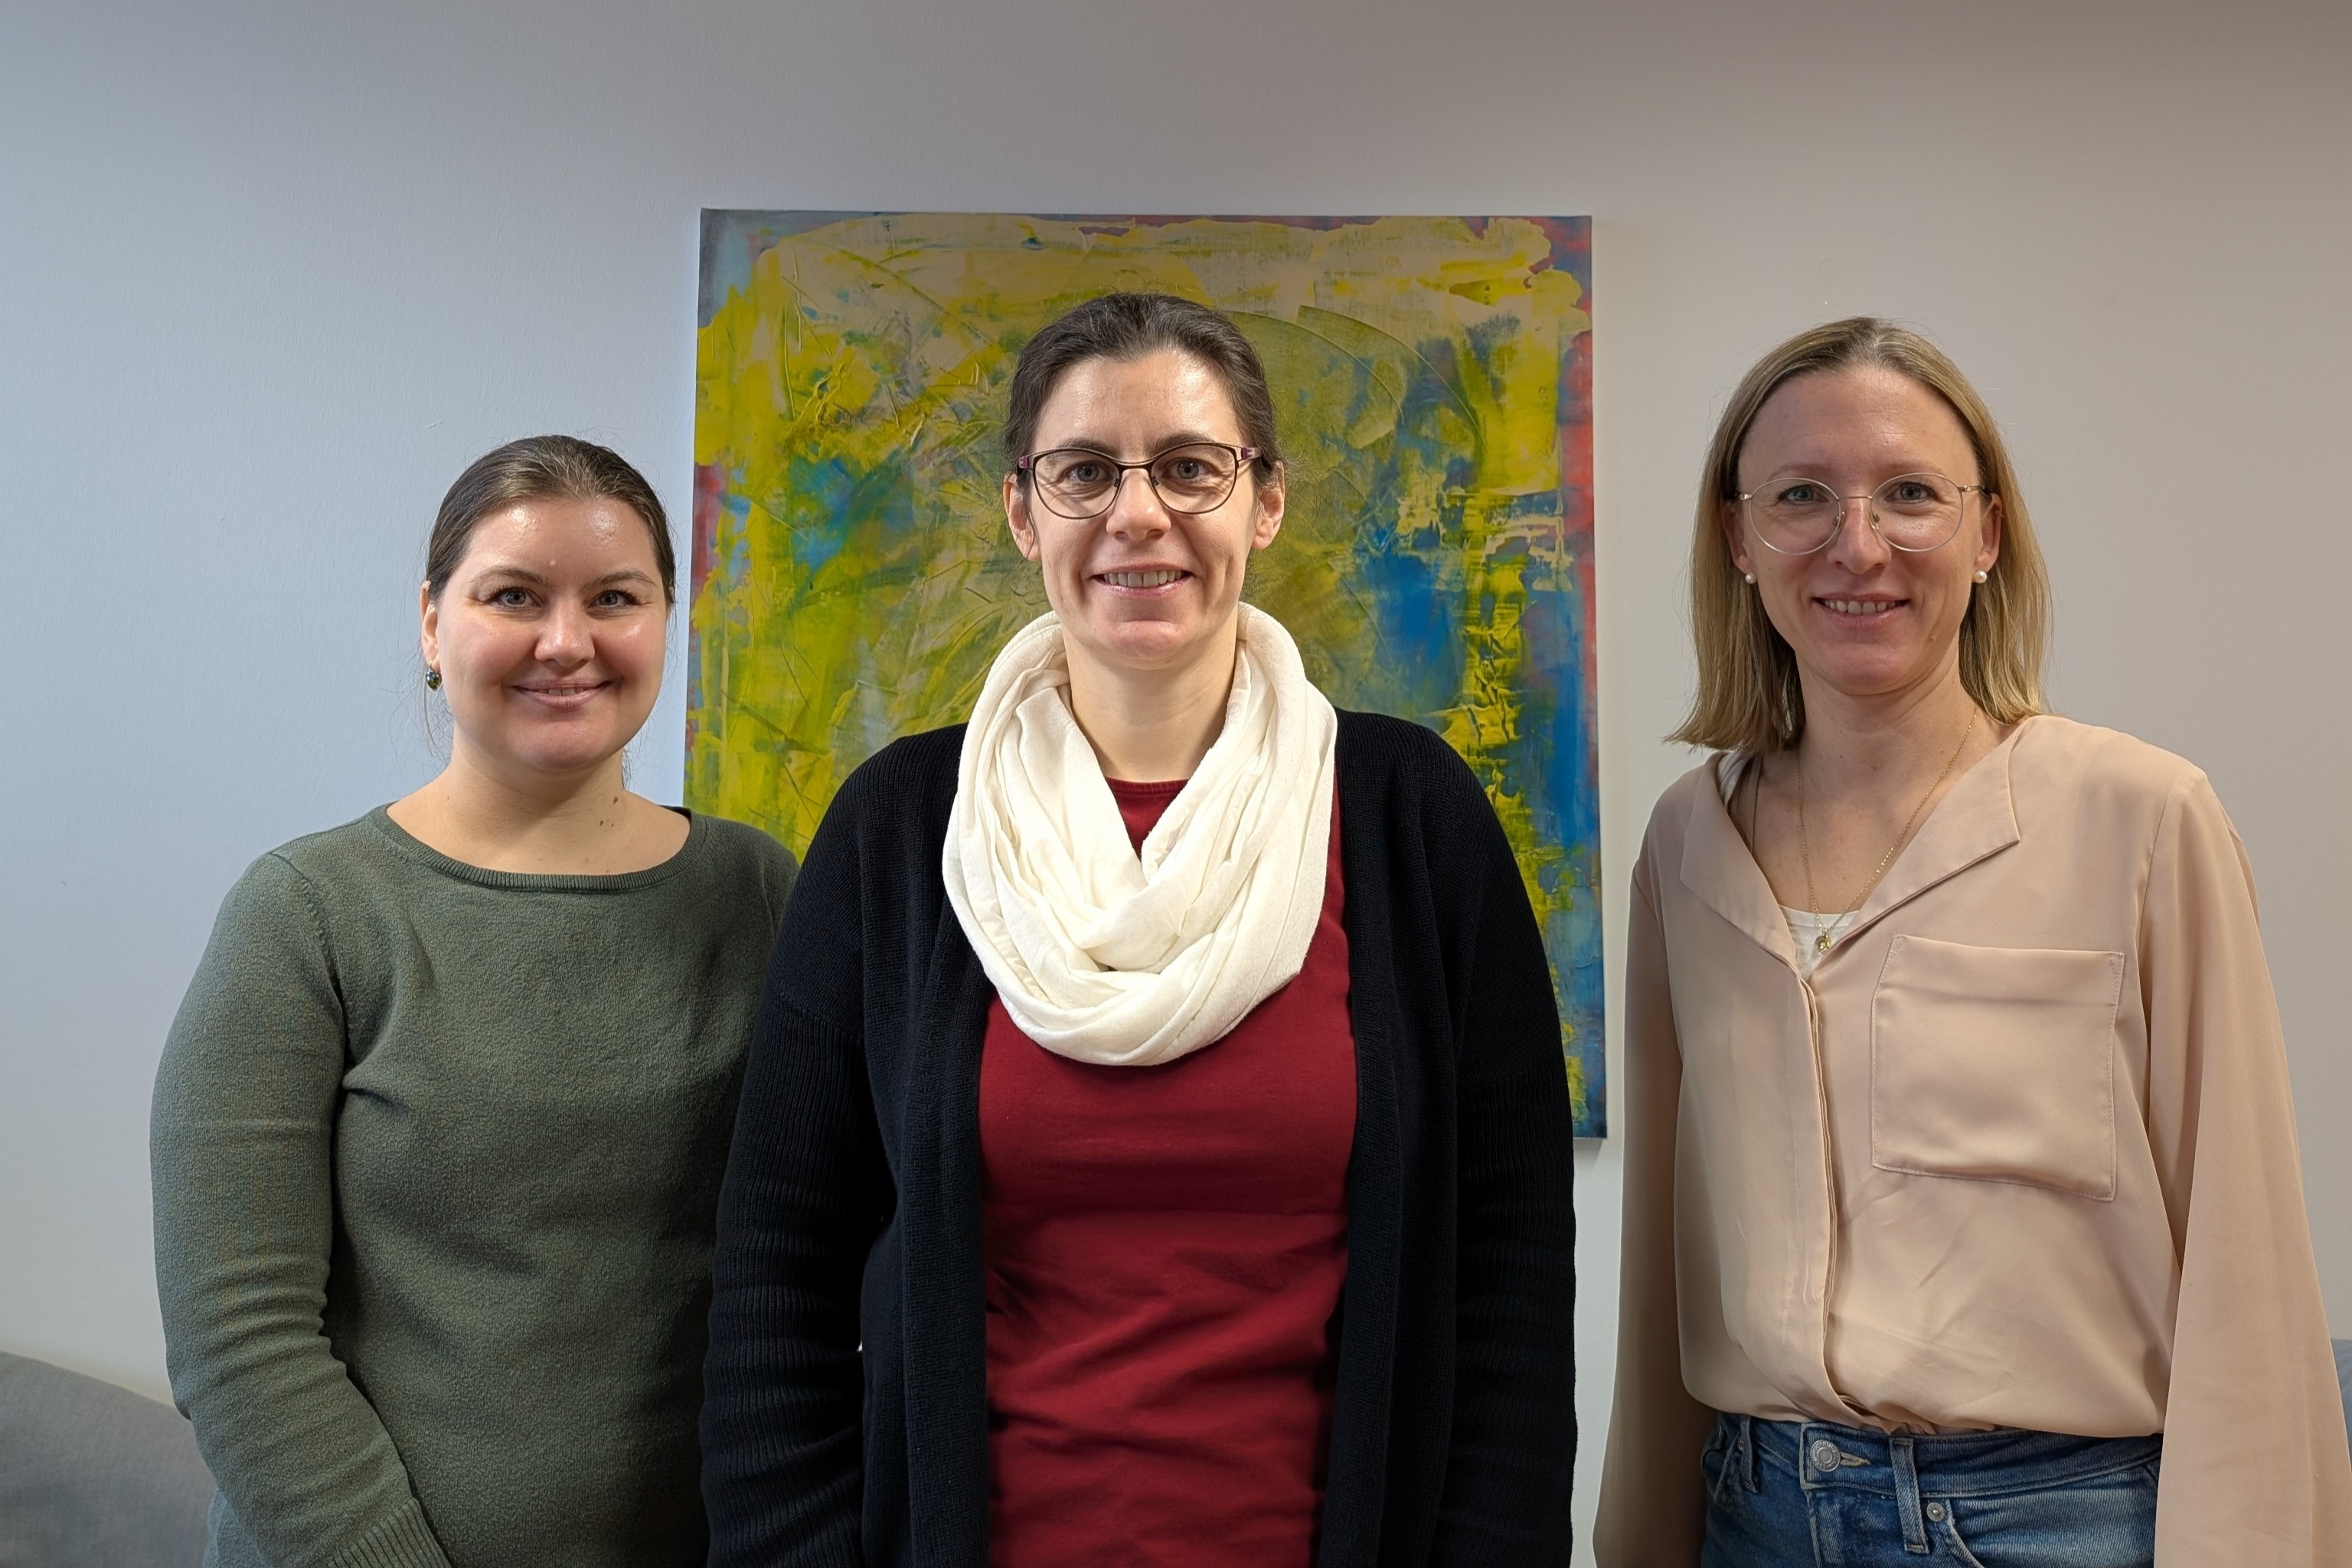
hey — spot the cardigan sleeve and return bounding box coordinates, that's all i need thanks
[1592,849,1714,1566]
[1429,779,1581,1564]
[2138,773,2352,1563]
[150,854,452,1568]
[701,786,894,1566]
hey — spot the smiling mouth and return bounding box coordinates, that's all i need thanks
[1821,598,1901,616]
[516,682,610,703]
[1097,569,1188,589]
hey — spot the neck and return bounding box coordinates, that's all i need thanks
[1792,658,1983,792]
[405,740,640,864]
[1064,620,1240,782]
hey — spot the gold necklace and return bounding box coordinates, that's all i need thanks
[1795,710,1976,956]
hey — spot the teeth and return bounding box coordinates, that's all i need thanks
[1826,599,1893,616]
[1103,570,1183,588]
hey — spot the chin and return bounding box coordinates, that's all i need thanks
[502,729,632,777]
[1808,657,1933,697]
[1075,620,1202,671]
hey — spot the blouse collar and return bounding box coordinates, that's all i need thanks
[1679,716,2037,972]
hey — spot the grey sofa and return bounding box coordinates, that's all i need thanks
[2339,1339,2352,1456]
[0,1350,211,1568]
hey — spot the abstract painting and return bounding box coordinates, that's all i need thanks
[686,211,1602,1134]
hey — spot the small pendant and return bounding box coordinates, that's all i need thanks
[1814,932,1834,956]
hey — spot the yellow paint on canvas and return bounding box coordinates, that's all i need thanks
[688,211,1603,1132]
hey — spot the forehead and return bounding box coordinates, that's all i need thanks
[1033,348,1242,446]
[457,495,660,573]
[1741,366,1978,477]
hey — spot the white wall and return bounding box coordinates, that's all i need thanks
[5,0,2347,1553]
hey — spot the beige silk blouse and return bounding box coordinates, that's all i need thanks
[1595,715,2352,1565]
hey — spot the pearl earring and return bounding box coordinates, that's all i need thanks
[1743,572,1756,585]
[1972,570,1988,583]
[425,668,443,690]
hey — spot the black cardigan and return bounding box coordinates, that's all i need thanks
[701,712,1577,1566]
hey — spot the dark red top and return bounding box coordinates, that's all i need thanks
[978,779,1357,1568]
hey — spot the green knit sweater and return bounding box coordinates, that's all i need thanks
[152,807,795,1568]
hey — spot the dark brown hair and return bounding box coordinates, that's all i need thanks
[425,435,675,604]
[1001,293,1282,482]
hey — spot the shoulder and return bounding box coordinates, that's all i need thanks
[1635,756,1728,854]
[1328,710,1504,879]
[1612,756,1728,910]
[692,811,789,860]
[1334,709,1485,809]
[185,816,396,985]
[789,724,967,910]
[259,812,397,884]
[2008,714,2220,827]
[686,814,801,920]
[830,724,967,819]
[1334,711,1526,884]
[218,813,399,926]
[1329,711,1562,942]
[1654,755,1731,816]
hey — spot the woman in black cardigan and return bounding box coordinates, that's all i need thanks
[701,293,1577,1566]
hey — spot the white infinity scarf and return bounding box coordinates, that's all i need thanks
[941,604,1338,1068]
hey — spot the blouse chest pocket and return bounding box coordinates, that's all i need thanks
[1870,935,2125,1201]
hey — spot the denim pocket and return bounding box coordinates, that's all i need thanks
[1870,936,2125,1200]
[1938,1456,2158,1567]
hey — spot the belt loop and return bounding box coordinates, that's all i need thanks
[1740,1416,1760,1493]
[1890,1433,1928,1553]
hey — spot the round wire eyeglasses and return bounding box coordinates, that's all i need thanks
[1736,472,1989,555]
[1017,443,1261,521]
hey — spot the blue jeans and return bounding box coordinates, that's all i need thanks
[1700,1413,2160,1566]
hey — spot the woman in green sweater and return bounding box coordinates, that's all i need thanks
[152,436,796,1568]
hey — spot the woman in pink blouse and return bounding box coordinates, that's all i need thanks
[1596,318,2351,1565]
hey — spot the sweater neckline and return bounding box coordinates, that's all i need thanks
[364,805,703,892]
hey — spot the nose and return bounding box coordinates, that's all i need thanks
[1102,468,1171,541]
[1823,494,1891,569]
[535,600,594,666]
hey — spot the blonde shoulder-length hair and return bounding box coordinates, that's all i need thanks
[1671,317,2051,756]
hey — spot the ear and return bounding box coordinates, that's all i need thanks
[1718,498,1755,580]
[419,580,441,672]
[1249,461,1286,550]
[1003,472,1041,562]
[1975,492,2004,578]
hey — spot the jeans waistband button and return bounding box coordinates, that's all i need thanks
[1809,1439,1841,1474]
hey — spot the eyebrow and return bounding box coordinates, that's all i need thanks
[1750,459,1968,483]
[1046,430,1231,456]
[472,564,662,589]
